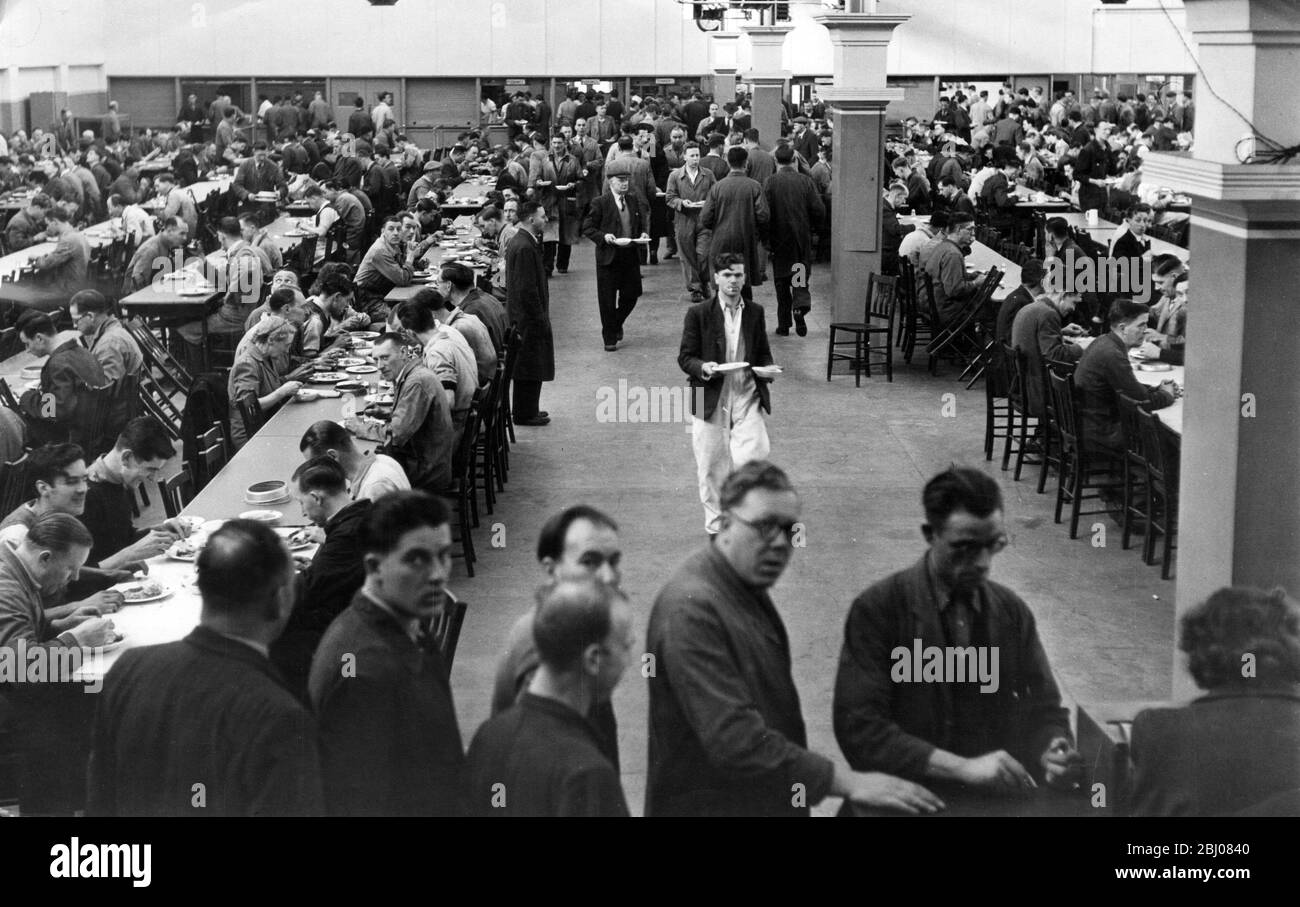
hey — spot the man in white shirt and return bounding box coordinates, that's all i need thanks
[678,253,778,534]
[299,420,410,504]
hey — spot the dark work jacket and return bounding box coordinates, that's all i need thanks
[678,297,773,421]
[270,499,372,702]
[504,229,554,382]
[763,168,824,270]
[309,591,466,816]
[832,556,1071,782]
[87,626,324,816]
[646,545,835,817]
[466,693,629,817]
[1074,331,1173,451]
[1131,686,1300,817]
[700,171,770,285]
[582,192,646,268]
[20,339,106,432]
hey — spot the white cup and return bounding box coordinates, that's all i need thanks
[1085,209,1099,226]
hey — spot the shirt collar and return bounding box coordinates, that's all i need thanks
[717,294,744,317]
[925,549,983,614]
[208,629,270,659]
[360,587,421,643]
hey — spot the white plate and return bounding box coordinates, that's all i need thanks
[334,358,367,368]
[113,581,171,604]
[275,527,317,550]
[239,509,282,524]
[242,493,291,506]
[713,361,749,374]
[350,331,379,340]
[365,393,396,406]
[751,365,783,377]
[308,372,346,383]
[612,237,632,247]
[313,389,342,398]
[346,365,379,374]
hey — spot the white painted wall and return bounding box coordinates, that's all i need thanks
[1,0,1195,86]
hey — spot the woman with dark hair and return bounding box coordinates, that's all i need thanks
[1130,585,1300,816]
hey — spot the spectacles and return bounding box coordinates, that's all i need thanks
[943,534,1009,559]
[729,512,798,543]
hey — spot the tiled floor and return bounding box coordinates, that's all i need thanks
[441,240,1176,816]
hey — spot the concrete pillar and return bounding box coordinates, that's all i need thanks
[710,32,741,104]
[1138,0,1300,699]
[742,25,792,149]
[812,11,909,324]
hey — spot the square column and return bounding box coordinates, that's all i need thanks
[742,24,792,147]
[710,32,741,104]
[1137,0,1300,698]
[812,12,909,324]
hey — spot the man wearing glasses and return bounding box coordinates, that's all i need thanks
[646,461,945,817]
[922,212,983,324]
[833,468,1082,808]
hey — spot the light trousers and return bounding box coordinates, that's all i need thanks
[691,390,770,533]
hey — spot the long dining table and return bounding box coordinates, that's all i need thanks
[73,366,385,681]
[1054,211,1190,263]
[1068,335,1183,435]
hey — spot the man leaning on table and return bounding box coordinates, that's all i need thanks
[299,419,409,504]
[88,519,324,816]
[1074,298,1178,454]
[833,468,1084,809]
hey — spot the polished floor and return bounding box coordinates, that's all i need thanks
[445,240,1176,816]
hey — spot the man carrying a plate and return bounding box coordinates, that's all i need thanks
[678,253,779,535]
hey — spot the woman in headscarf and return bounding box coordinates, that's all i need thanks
[227,316,304,447]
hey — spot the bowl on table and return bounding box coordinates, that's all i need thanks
[244,480,289,505]
[334,379,368,394]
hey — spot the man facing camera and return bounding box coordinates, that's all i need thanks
[309,491,465,816]
[833,468,1082,806]
[467,579,633,817]
[678,253,776,535]
[646,461,945,817]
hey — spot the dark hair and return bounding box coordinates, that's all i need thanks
[1127,202,1154,219]
[477,204,502,222]
[70,289,110,315]
[29,443,85,490]
[1152,254,1185,279]
[197,519,292,614]
[440,262,475,291]
[726,145,748,169]
[266,287,296,313]
[393,297,437,333]
[922,467,1003,529]
[411,287,451,312]
[773,143,795,164]
[532,578,624,673]
[1108,298,1150,327]
[719,460,795,513]
[115,416,175,463]
[26,512,94,554]
[947,212,975,231]
[360,490,451,556]
[16,310,56,339]
[299,420,356,457]
[535,505,619,563]
[1180,586,1300,689]
[312,264,354,299]
[218,216,241,238]
[712,251,746,274]
[707,133,726,150]
[929,211,950,230]
[292,454,348,496]
[1045,216,1069,239]
[518,200,542,220]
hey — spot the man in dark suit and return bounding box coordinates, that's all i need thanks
[87,519,324,816]
[270,456,372,701]
[994,257,1046,346]
[1010,288,1086,416]
[17,310,108,447]
[583,158,649,352]
[647,460,943,816]
[1074,298,1178,453]
[231,140,287,202]
[700,146,769,302]
[678,253,777,534]
[467,578,632,816]
[833,468,1082,804]
[505,201,555,426]
[764,144,825,336]
[309,492,465,816]
[881,180,914,279]
[1109,202,1154,262]
[1074,126,1110,214]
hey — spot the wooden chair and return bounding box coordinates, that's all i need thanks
[1046,363,1124,539]
[926,268,1002,378]
[137,370,184,440]
[1035,356,1071,495]
[446,402,482,577]
[0,378,20,413]
[195,421,230,489]
[498,326,522,452]
[124,317,194,397]
[0,456,31,518]
[1116,394,1152,556]
[427,590,468,679]
[161,463,196,520]
[1001,342,1044,480]
[72,384,117,461]
[1135,406,1179,579]
[474,371,505,513]
[983,340,1012,463]
[235,390,264,443]
[826,273,898,385]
